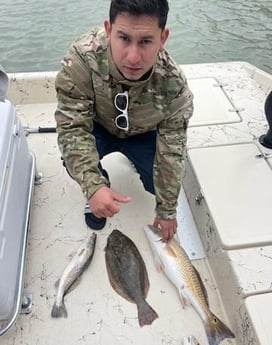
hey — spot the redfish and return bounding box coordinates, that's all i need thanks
[144,225,234,345]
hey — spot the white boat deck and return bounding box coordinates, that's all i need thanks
[1,61,272,345]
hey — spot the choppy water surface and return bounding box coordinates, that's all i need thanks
[0,0,271,73]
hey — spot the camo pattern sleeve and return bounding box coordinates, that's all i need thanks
[153,67,193,219]
[55,40,110,200]
[55,28,193,215]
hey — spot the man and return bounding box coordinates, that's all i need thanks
[55,0,193,241]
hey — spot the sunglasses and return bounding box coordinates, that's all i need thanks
[114,91,129,131]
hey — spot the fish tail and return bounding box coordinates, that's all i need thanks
[204,312,235,345]
[137,300,158,327]
[51,300,68,318]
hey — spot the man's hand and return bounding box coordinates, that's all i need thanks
[153,217,178,242]
[88,186,131,218]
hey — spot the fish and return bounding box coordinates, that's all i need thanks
[182,335,200,345]
[51,232,97,318]
[105,229,158,327]
[144,225,235,345]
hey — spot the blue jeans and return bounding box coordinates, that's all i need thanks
[93,122,156,195]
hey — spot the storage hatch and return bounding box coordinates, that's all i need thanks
[245,293,272,345]
[187,142,272,249]
[187,77,241,126]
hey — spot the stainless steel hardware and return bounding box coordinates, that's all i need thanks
[195,192,204,205]
[21,293,32,314]
[255,153,272,159]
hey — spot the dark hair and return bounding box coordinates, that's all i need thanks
[109,0,169,29]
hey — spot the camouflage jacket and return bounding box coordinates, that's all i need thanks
[55,27,193,219]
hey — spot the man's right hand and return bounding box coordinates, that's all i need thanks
[88,186,131,218]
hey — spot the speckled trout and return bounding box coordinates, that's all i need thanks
[105,229,158,327]
[144,225,235,345]
[51,232,97,318]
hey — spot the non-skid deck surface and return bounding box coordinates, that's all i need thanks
[1,129,228,345]
[3,60,272,344]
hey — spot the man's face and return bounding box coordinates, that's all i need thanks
[104,13,169,81]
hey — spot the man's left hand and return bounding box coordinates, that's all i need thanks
[153,217,178,242]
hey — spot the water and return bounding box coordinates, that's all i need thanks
[0,0,271,74]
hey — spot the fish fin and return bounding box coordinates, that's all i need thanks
[204,312,235,345]
[153,252,164,272]
[155,258,164,272]
[164,245,178,258]
[68,250,77,260]
[179,284,190,308]
[51,300,68,318]
[142,259,150,299]
[137,299,158,327]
